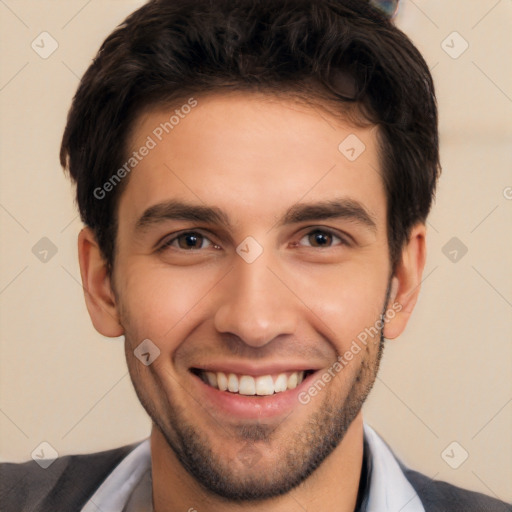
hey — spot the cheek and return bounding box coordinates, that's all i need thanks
[292,259,389,351]
[115,260,221,347]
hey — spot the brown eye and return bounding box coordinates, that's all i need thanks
[177,232,205,249]
[309,231,332,247]
[160,231,215,251]
[299,229,345,248]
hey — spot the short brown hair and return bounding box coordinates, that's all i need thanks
[60,0,440,273]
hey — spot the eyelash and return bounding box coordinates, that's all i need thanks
[158,231,218,252]
[297,229,349,248]
[157,228,350,252]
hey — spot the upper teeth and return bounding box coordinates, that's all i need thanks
[199,371,306,395]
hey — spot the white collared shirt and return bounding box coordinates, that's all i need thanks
[81,424,425,512]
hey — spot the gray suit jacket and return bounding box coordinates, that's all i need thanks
[1,441,510,512]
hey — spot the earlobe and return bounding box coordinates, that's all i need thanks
[77,227,124,337]
[383,224,427,340]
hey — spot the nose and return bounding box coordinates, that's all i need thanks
[213,250,297,348]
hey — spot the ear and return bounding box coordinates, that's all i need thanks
[383,223,427,340]
[77,227,124,337]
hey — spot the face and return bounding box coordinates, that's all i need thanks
[101,92,397,499]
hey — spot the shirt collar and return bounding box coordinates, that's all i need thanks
[80,438,151,512]
[82,423,425,512]
[363,424,425,512]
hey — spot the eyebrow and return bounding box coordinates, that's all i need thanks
[278,199,377,232]
[135,198,377,233]
[135,201,231,231]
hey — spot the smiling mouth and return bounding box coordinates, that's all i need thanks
[191,369,316,396]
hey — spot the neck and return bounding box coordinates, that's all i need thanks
[151,413,364,512]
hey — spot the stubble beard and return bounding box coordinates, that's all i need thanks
[125,336,385,503]
[122,286,391,502]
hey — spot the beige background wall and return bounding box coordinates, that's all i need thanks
[1,0,511,503]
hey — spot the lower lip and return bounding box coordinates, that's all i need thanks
[189,370,319,419]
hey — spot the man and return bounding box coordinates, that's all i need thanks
[1,0,510,511]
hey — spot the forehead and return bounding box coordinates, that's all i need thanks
[118,92,386,232]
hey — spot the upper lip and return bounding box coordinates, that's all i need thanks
[190,361,322,376]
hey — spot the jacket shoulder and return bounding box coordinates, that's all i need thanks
[403,467,512,512]
[0,441,141,512]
